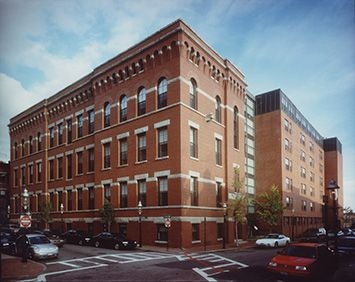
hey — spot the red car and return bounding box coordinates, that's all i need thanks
[267,242,336,278]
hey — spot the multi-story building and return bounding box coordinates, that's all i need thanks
[255,89,343,237]
[8,19,248,249]
[0,161,10,226]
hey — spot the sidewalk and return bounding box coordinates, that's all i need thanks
[1,253,46,282]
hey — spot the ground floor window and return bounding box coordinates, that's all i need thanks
[157,224,168,241]
[192,223,200,241]
[217,223,223,239]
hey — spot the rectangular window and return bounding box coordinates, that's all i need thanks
[14,169,18,186]
[158,127,168,158]
[215,138,222,166]
[37,132,42,151]
[158,177,168,206]
[78,188,83,210]
[120,181,128,208]
[77,114,83,138]
[88,110,95,134]
[216,182,222,207]
[77,151,83,174]
[137,133,146,162]
[57,157,63,178]
[67,154,72,179]
[88,187,95,209]
[58,191,63,211]
[157,224,168,241]
[119,138,128,165]
[104,184,111,203]
[49,160,54,180]
[58,123,63,145]
[36,163,42,182]
[217,223,224,239]
[103,143,111,168]
[138,179,147,206]
[189,127,198,158]
[50,127,55,147]
[67,190,72,211]
[21,166,25,185]
[192,224,200,241]
[67,119,72,144]
[29,165,33,184]
[88,148,95,172]
[190,176,198,206]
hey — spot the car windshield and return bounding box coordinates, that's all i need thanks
[29,236,51,245]
[282,246,317,258]
[266,234,279,239]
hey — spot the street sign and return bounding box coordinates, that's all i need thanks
[20,214,32,228]
[164,216,171,228]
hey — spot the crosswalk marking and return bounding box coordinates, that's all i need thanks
[41,251,248,282]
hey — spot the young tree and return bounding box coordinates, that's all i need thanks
[227,167,247,246]
[100,200,115,232]
[254,185,283,233]
[38,200,52,230]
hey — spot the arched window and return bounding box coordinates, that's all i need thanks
[21,139,25,156]
[120,95,127,122]
[234,106,239,149]
[158,77,168,108]
[137,87,146,116]
[14,142,18,159]
[104,102,110,127]
[189,79,197,109]
[29,136,33,154]
[215,96,221,123]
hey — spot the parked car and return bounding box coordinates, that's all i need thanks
[337,236,355,256]
[255,233,290,248]
[92,232,137,250]
[15,234,59,260]
[299,227,327,243]
[337,228,355,236]
[267,242,336,278]
[0,232,16,255]
[33,230,65,247]
[61,229,93,245]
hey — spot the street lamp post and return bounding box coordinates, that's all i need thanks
[137,201,143,247]
[327,179,340,254]
[22,186,29,215]
[291,209,295,241]
[60,203,64,233]
[222,203,227,249]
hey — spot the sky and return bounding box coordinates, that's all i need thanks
[0,0,354,209]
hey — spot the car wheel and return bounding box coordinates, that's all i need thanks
[274,242,278,248]
[94,241,100,248]
[114,243,120,250]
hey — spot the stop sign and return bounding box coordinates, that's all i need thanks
[20,215,32,228]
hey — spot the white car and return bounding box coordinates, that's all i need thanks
[255,233,290,248]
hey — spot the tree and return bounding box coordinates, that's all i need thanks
[100,200,115,232]
[342,206,353,227]
[254,185,283,233]
[38,200,52,229]
[227,167,247,246]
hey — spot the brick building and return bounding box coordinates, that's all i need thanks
[255,89,343,238]
[8,19,249,249]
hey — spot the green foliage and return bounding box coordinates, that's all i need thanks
[254,185,283,232]
[228,167,247,223]
[100,200,115,232]
[38,200,52,227]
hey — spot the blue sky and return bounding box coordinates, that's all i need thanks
[0,0,354,209]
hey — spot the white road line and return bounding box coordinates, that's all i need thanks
[56,261,81,268]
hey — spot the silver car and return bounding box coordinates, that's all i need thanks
[16,234,59,260]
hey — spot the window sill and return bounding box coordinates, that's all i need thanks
[192,240,201,244]
[156,156,169,161]
[135,160,147,165]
